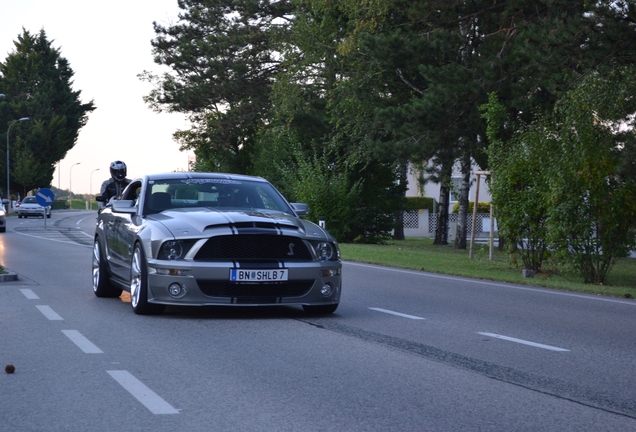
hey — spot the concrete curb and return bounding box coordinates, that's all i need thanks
[0,271,18,282]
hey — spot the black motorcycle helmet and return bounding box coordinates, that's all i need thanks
[110,160,127,182]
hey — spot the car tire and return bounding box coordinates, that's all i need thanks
[92,238,122,298]
[302,304,339,315]
[0,228,5,233]
[18,215,22,219]
[130,243,165,315]
[47,212,51,218]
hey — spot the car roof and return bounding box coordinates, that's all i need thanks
[137,172,269,183]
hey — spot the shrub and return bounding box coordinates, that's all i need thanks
[405,196,435,212]
[451,201,491,214]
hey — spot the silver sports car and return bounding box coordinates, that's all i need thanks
[92,172,342,315]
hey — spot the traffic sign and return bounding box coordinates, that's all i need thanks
[36,188,55,207]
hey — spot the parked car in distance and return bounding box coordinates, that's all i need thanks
[92,172,342,315]
[17,196,51,218]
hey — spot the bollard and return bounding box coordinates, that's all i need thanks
[318,216,325,229]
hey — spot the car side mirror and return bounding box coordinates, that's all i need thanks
[111,200,137,214]
[95,196,105,202]
[291,203,309,216]
[1,199,8,205]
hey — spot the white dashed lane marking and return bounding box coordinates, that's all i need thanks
[107,370,180,414]
[20,289,39,299]
[62,330,103,354]
[369,307,426,320]
[36,305,63,320]
[478,332,570,352]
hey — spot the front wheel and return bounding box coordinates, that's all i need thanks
[130,243,165,315]
[92,238,122,298]
[302,304,338,315]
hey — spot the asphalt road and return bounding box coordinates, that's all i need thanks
[1,210,635,431]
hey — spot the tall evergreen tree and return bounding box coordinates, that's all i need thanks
[0,28,95,197]
[142,0,293,174]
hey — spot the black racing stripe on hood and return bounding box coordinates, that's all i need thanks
[205,221,297,234]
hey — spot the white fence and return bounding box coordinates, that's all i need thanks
[403,209,496,239]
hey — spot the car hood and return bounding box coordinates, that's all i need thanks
[148,208,331,240]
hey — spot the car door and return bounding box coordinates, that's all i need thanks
[111,181,144,280]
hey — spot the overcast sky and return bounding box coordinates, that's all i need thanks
[1,0,192,196]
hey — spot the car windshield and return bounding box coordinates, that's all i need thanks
[144,178,293,215]
[23,197,36,203]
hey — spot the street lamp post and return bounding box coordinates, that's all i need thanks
[6,117,30,211]
[69,162,81,209]
[90,168,100,209]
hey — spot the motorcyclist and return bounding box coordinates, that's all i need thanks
[98,160,131,208]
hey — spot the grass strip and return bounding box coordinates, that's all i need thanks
[340,238,636,299]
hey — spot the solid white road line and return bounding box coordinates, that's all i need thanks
[369,307,426,320]
[35,305,63,320]
[20,289,39,299]
[77,216,96,237]
[478,332,570,352]
[62,330,103,354]
[107,370,179,415]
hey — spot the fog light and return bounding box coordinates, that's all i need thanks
[168,283,186,298]
[320,283,333,297]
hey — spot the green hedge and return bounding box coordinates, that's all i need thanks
[51,200,68,210]
[451,201,491,213]
[405,196,436,212]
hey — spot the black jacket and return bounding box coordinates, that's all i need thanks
[99,178,131,207]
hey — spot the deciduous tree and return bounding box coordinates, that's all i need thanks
[545,67,636,283]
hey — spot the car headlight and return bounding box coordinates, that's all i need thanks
[310,241,340,261]
[158,240,196,260]
[0,210,5,216]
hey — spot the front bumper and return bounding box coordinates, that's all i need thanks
[144,259,342,307]
[18,208,47,217]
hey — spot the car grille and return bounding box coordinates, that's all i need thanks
[197,280,314,303]
[194,235,312,261]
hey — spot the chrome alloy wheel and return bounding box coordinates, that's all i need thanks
[130,246,142,309]
[92,241,101,293]
[92,238,121,298]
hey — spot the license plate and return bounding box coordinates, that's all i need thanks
[230,269,288,282]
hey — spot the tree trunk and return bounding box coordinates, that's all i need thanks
[393,211,405,240]
[454,152,471,249]
[393,162,408,240]
[434,161,452,245]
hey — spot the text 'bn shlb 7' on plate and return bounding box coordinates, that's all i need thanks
[230,269,288,282]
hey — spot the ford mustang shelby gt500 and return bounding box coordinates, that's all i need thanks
[92,172,342,315]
